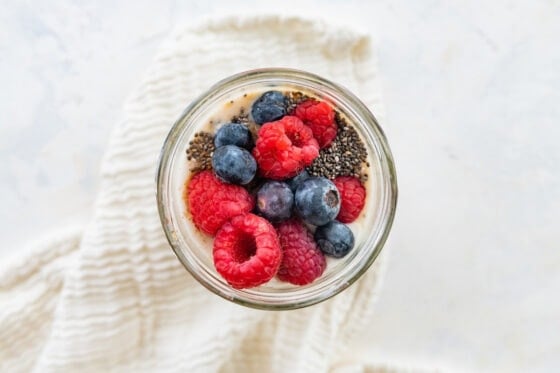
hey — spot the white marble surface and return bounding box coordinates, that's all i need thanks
[1,0,559,371]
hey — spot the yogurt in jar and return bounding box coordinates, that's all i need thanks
[176,87,377,289]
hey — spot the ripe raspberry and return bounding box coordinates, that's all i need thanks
[213,213,282,289]
[333,176,366,223]
[252,116,319,180]
[276,218,326,285]
[294,100,337,148]
[186,170,254,235]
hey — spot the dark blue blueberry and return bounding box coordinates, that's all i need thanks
[314,221,355,258]
[294,177,340,226]
[214,123,254,149]
[251,91,287,125]
[256,181,293,222]
[286,170,310,193]
[212,145,256,185]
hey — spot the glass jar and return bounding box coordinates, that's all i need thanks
[156,68,397,310]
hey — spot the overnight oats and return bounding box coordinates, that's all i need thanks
[157,69,397,309]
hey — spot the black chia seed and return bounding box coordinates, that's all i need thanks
[231,107,250,126]
[306,112,369,181]
[186,131,215,172]
[231,106,259,142]
[285,91,311,113]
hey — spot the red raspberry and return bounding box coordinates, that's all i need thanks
[333,176,366,223]
[213,213,282,289]
[276,218,326,285]
[252,116,319,180]
[186,170,254,235]
[294,100,337,148]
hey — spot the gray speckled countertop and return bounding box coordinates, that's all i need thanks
[1,1,559,371]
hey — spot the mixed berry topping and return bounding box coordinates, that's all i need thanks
[315,220,355,258]
[186,170,254,236]
[212,145,257,185]
[252,115,319,179]
[294,100,337,149]
[214,122,254,149]
[286,169,310,193]
[251,90,288,125]
[294,177,340,226]
[333,176,366,223]
[256,181,294,222]
[277,218,326,285]
[184,90,369,289]
[213,213,282,289]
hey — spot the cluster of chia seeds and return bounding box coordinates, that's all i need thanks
[285,91,311,113]
[186,132,215,172]
[306,112,369,181]
[230,106,250,125]
[231,106,260,138]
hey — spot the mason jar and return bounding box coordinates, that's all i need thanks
[156,68,397,310]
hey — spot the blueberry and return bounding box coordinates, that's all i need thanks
[251,91,287,125]
[212,145,256,185]
[314,221,355,258]
[294,177,340,226]
[286,170,310,193]
[256,181,293,222]
[214,123,254,149]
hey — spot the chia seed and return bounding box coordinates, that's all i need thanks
[230,107,259,143]
[285,91,311,113]
[231,107,250,126]
[306,112,369,181]
[186,131,215,172]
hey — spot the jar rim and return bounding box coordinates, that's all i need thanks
[156,68,398,310]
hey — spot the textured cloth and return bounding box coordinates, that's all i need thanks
[0,15,406,372]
